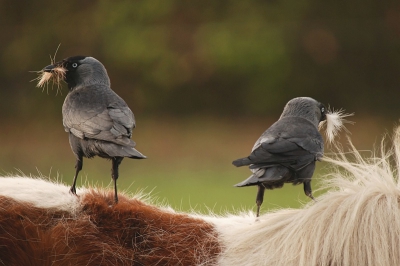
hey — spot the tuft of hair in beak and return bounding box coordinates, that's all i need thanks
[36,66,66,88]
[319,108,354,143]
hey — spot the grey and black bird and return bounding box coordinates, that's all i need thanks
[232,97,347,217]
[39,56,146,203]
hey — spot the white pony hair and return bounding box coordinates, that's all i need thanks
[212,126,400,266]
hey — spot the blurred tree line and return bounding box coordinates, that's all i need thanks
[0,0,399,122]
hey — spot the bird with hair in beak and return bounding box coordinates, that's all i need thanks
[37,56,146,203]
[232,97,352,217]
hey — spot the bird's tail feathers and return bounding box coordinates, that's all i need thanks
[100,142,146,159]
[232,157,252,167]
[234,174,259,187]
[234,169,264,187]
[235,166,290,187]
[249,162,289,170]
[126,147,147,159]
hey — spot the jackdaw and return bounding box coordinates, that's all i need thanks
[232,97,351,217]
[37,56,146,203]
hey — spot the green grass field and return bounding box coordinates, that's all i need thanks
[0,116,391,214]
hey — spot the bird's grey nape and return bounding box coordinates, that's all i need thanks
[77,57,111,87]
[280,97,322,127]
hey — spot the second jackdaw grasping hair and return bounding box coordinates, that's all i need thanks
[37,56,146,203]
[232,97,352,217]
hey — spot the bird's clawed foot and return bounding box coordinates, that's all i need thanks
[69,186,78,197]
[309,194,317,202]
[304,182,317,202]
[305,191,317,202]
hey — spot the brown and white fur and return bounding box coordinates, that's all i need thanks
[2,126,400,266]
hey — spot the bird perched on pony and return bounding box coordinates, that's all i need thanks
[232,97,352,217]
[36,56,146,203]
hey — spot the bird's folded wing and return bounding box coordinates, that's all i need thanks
[108,103,135,137]
[249,153,315,170]
[233,135,319,167]
[250,138,312,163]
[63,104,135,146]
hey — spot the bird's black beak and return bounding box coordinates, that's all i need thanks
[43,64,55,73]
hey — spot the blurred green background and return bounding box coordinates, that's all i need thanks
[0,0,399,214]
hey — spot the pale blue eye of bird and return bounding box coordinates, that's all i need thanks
[72,63,78,68]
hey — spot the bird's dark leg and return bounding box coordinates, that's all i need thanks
[303,181,316,201]
[256,185,266,217]
[111,157,124,203]
[70,155,83,195]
